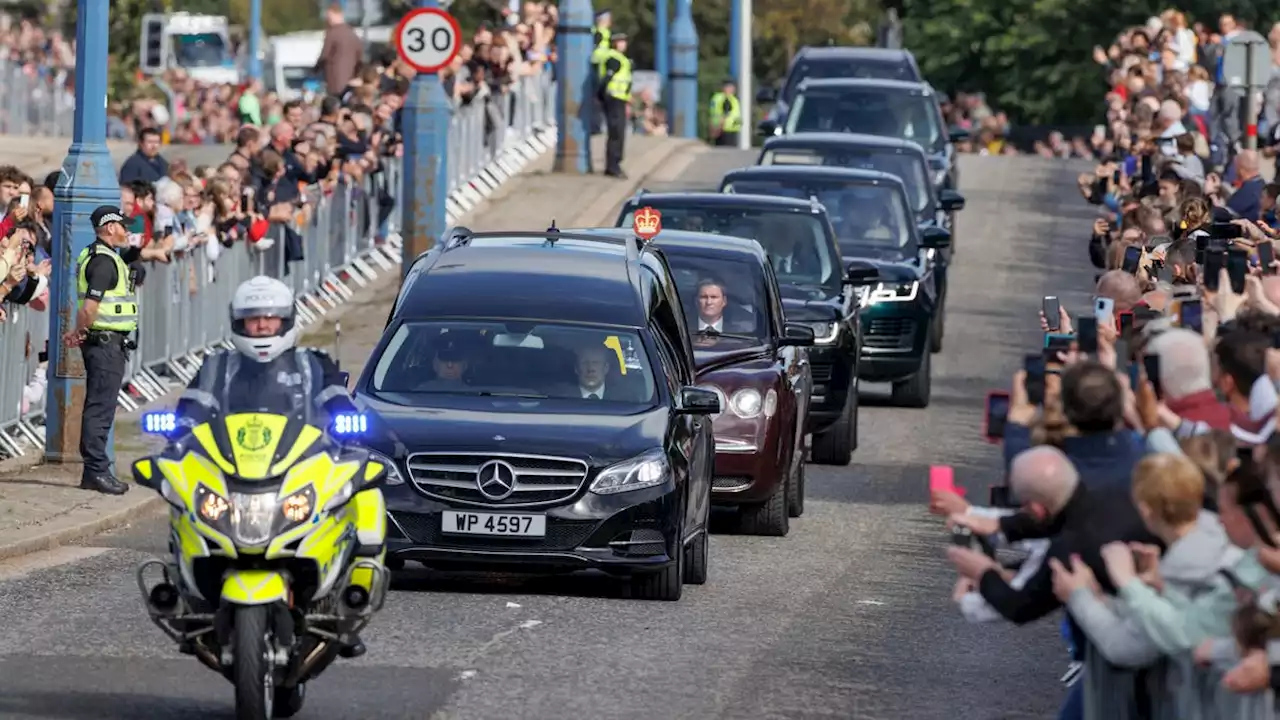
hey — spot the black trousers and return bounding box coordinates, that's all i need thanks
[80,334,128,477]
[604,96,626,175]
[714,131,739,147]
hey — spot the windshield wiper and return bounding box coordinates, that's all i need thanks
[475,391,549,399]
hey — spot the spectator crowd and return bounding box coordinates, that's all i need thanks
[0,2,559,145]
[930,8,1280,719]
[0,3,557,441]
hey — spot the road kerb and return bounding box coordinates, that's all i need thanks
[0,494,166,563]
[574,139,706,227]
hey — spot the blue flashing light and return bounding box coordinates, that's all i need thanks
[142,411,178,435]
[332,413,369,436]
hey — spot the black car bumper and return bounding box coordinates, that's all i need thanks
[858,310,929,383]
[804,344,854,432]
[384,481,682,574]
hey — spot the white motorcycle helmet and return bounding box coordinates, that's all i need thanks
[229,276,299,363]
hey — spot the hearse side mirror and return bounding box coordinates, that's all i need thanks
[779,322,816,347]
[757,119,778,137]
[843,263,879,285]
[921,226,953,250]
[939,189,966,213]
[677,386,722,415]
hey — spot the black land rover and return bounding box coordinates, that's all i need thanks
[349,228,719,602]
[718,165,949,408]
[615,193,872,466]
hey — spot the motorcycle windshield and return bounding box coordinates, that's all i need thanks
[198,411,329,482]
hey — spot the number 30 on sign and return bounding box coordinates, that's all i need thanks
[394,7,462,74]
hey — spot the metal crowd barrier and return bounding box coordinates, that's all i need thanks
[0,59,74,137]
[0,72,558,458]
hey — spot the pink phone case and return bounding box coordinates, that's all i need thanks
[929,465,963,496]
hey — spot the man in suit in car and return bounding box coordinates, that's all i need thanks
[695,279,756,334]
[554,343,642,401]
[761,216,821,276]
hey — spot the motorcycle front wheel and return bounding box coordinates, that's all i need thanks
[233,605,274,720]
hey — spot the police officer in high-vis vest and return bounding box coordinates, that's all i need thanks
[589,10,612,136]
[63,205,138,495]
[710,79,743,147]
[598,33,632,178]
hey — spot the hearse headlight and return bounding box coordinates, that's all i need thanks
[589,449,670,495]
[809,321,840,344]
[367,450,405,486]
[729,389,762,419]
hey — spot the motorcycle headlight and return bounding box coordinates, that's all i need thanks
[809,321,840,344]
[229,491,280,546]
[195,485,231,528]
[729,388,762,419]
[589,449,670,495]
[857,282,920,306]
[281,488,315,523]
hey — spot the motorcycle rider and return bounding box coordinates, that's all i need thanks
[175,275,371,658]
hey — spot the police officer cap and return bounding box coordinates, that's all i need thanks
[723,77,736,86]
[435,337,468,362]
[90,205,126,230]
[611,32,628,42]
[595,10,610,18]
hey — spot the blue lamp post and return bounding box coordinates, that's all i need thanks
[552,0,594,174]
[46,0,120,464]
[655,0,670,109]
[670,0,699,139]
[248,0,263,82]
[400,0,453,271]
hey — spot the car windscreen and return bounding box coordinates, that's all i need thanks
[662,253,771,348]
[721,179,912,254]
[781,58,917,103]
[369,321,656,405]
[621,205,838,293]
[785,88,941,151]
[761,147,931,213]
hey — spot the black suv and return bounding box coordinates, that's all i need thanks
[354,228,719,601]
[615,193,871,466]
[755,47,924,138]
[719,165,949,407]
[779,78,966,193]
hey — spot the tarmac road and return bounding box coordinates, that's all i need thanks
[0,151,1102,719]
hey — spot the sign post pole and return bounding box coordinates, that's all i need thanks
[395,4,461,273]
[1223,30,1268,152]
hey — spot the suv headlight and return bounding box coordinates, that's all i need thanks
[855,282,920,307]
[809,321,840,344]
[589,450,670,495]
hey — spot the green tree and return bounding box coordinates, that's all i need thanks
[901,0,1268,125]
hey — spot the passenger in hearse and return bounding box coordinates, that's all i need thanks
[551,343,646,401]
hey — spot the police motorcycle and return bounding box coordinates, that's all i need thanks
[133,396,391,720]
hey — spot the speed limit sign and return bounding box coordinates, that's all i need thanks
[394,8,462,74]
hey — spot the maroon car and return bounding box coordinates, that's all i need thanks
[649,230,815,537]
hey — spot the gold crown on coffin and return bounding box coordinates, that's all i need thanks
[633,206,662,239]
